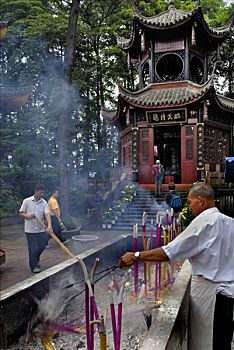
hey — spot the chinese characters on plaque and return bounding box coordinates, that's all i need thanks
[197,123,204,170]
[132,127,138,172]
[146,108,187,125]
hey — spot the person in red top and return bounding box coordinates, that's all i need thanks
[152,160,164,197]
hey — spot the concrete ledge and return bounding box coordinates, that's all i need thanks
[139,260,191,350]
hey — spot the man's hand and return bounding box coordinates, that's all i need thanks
[47,226,53,235]
[119,252,137,268]
[27,213,35,219]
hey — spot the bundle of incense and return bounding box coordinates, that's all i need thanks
[154,216,160,300]
[150,218,153,249]
[99,316,107,350]
[116,283,125,350]
[177,212,183,234]
[142,212,148,294]
[132,223,139,296]
[41,337,57,350]
[109,291,117,350]
[85,283,91,350]
[154,216,158,299]
[109,282,125,350]
[165,209,169,228]
[146,238,152,290]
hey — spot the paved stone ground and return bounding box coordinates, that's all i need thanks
[0,222,126,291]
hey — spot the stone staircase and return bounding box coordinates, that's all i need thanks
[111,188,187,232]
[111,188,168,231]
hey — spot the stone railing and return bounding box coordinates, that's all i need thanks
[215,188,234,217]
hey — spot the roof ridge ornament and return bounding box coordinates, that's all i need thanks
[168,0,175,10]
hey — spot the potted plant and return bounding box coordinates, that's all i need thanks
[102,208,114,228]
[62,218,81,237]
[181,202,194,228]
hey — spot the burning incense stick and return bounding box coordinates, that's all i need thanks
[132,223,138,296]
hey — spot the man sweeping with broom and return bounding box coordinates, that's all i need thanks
[19,184,53,273]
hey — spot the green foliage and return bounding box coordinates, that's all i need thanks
[0,0,233,217]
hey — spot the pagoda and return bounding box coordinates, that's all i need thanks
[102,2,234,184]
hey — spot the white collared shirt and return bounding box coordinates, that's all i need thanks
[163,207,234,297]
[19,195,50,233]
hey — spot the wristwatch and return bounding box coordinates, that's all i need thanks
[134,251,141,259]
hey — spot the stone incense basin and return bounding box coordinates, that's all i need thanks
[0,235,191,350]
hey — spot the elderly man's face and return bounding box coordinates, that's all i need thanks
[187,193,204,217]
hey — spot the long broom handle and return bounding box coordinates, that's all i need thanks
[34,216,91,288]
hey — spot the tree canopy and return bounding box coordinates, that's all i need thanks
[0,0,233,217]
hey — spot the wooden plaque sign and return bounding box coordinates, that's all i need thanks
[146,108,187,125]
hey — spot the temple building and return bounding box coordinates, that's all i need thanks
[102,2,234,184]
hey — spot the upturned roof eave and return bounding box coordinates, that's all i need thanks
[117,78,214,109]
[118,6,232,52]
[215,94,234,112]
[196,7,233,40]
[118,77,213,98]
[119,93,207,110]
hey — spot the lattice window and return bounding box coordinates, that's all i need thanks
[186,126,193,136]
[142,130,149,138]
[204,126,229,163]
[186,139,193,160]
[142,141,149,161]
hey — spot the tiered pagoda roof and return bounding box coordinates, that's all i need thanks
[102,79,234,123]
[0,21,8,39]
[117,4,233,51]
[118,80,211,108]
[0,83,33,110]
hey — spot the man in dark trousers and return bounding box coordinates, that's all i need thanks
[48,190,68,244]
[152,159,164,197]
[19,184,52,273]
[119,183,234,350]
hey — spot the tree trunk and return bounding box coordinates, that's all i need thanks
[58,0,80,221]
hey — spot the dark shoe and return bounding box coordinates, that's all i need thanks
[32,267,41,273]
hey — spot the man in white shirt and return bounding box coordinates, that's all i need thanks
[119,182,234,350]
[19,184,52,273]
